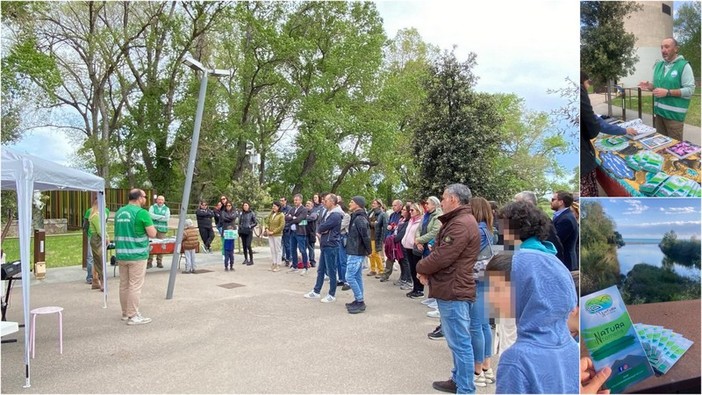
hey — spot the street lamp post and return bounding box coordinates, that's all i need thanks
[166,57,230,300]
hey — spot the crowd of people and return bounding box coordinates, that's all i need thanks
[104,184,586,393]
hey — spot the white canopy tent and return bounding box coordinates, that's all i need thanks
[1,148,107,388]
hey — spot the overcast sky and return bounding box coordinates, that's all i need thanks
[9,0,581,172]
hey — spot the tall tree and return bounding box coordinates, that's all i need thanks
[3,2,162,181]
[674,1,701,76]
[491,94,570,199]
[118,1,228,198]
[580,200,622,296]
[280,1,387,197]
[410,50,505,201]
[580,0,642,112]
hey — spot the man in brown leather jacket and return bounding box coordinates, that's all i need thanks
[417,183,480,394]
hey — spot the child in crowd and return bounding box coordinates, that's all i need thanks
[485,200,579,394]
[181,219,200,273]
[223,226,237,271]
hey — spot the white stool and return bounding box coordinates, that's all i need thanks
[29,306,63,358]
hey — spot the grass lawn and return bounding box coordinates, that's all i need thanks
[607,93,701,127]
[1,227,271,269]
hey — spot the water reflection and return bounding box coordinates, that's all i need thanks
[617,243,700,279]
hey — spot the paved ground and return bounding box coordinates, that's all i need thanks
[589,92,701,145]
[1,243,500,394]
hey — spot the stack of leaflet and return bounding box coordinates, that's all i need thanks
[633,323,694,374]
[619,118,657,140]
[595,136,630,152]
[665,141,702,159]
[625,150,664,173]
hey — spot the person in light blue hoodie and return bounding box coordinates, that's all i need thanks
[489,201,579,394]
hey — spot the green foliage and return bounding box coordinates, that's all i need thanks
[581,241,622,296]
[411,50,505,201]
[609,231,625,248]
[226,169,273,211]
[2,1,572,211]
[674,1,701,77]
[492,94,570,197]
[580,201,616,247]
[580,201,622,295]
[620,264,700,304]
[659,230,701,268]
[581,1,643,85]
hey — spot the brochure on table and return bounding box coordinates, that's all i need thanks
[619,118,657,140]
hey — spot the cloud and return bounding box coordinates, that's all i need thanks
[375,0,578,113]
[625,220,702,227]
[658,207,699,215]
[6,128,74,166]
[621,200,650,215]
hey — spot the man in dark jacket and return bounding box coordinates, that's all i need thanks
[280,196,293,265]
[304,193,343,303]
[551,191,579,271]
[417,183,480,394]
[195,201,215,253]
[345,196,372,314]
[286,194,310,274]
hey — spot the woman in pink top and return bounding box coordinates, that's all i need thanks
[401,202,424,296]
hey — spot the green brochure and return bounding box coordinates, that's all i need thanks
[633,323,694,375]
[581,286,655,393]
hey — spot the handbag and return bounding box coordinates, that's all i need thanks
[476,226,495,261]
[412,243,424,257]
[474,227,495,280]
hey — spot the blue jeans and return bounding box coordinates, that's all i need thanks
[337,235,348,282]
[292,234,309,268]
[345,255,365,302]
[86,243,94,282]
[313,247,338,296]
[224,249,234,267]
[437,299,475,394]
[282,230,293,261]
[469,280,492,364]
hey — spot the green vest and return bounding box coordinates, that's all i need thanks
[85,208,109,237]
[115,204,152,260]
[653,58,691,122]
[150,204,169,233]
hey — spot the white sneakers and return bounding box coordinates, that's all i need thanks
[474,372,487,387]
[320,294,336,303]
[298,268,308,276]
[304,290,321,299]
[426,310,440,318]
[483,368,495,383]
[304,291,335,303]
[126,313,152,326]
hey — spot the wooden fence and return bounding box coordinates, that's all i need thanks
[43,189,154,230]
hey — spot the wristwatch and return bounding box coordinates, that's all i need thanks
[666,89,671,97]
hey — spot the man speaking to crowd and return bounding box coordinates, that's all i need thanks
[638,37,696,141]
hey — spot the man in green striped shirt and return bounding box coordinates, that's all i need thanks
[146,195,170,269]
[115,189,156,325]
